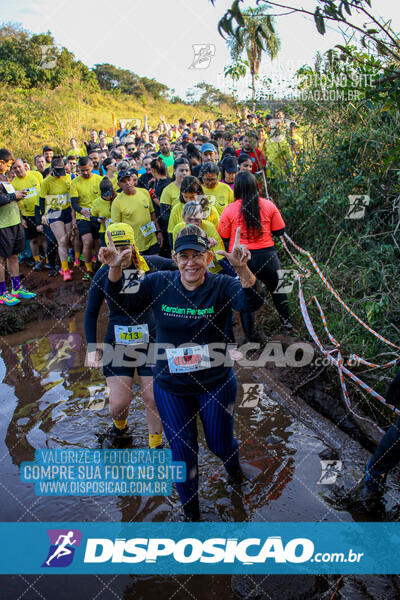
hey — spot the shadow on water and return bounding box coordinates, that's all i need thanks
[0,312,399,598]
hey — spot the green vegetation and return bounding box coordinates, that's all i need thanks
[0,23,234,159]
[0,81,217,160]
[214,0,400,418]
[225,6,281,110]
[271,52,400,419]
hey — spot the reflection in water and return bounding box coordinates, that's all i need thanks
[1,310,398,599]
[0,313,344,524]
[0,311,372,598]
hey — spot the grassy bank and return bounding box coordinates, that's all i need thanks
[0,78,223,160]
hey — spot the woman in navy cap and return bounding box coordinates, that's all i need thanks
[100,225,264,521]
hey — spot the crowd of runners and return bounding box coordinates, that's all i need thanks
[0,111,396,519]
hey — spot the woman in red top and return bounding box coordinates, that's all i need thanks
[218,171,292,338]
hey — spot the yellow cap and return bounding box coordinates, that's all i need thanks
[105,222,149,272]
[106,222,135,247]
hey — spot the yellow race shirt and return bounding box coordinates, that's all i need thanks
[168,202,220,234]
[202,182,234,216]
[91,197,112,233]
[263,138,292,176]
[172,220,224,274]
[67,146,86,158]
[111,188,156,252]
[40,175,72,214]
[160,181,181,209]
[70,174,103,221]
[13,171,43,216]
[29,170,44,187]
[110,175,119,191]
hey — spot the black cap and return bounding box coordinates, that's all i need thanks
[220,156,238,173]
[52,168,65,176]
[174,234,209,253]
[51,157,65,177]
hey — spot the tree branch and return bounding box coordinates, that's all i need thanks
[257,0,400,61]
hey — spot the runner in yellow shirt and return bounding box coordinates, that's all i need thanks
[70,156,103,280]
[159,157,191,234]
[91,178,116,247]
[172,202,225,275]
[0,148,36,306]
[39,157,72,282]
[12,159,43,270]
[111,168,163,255]
[167,176,219,244]
[200,162,234,215]
[66,138,86,158]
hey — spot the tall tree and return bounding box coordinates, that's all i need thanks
[226,5,280,110]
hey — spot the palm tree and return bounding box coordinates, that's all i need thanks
[228,6,281,111]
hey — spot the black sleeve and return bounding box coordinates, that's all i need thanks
[105,270,153,314]
[159,203,171,228]
[224,275,264,312]
[386,372,400,408]
[71,197,83,214]
[35,205,41,226]
[272,227,286,237]
[0,192,14,206]
[221,236,229,252]
[39,197,45,214]
[84,269,107,345]
[145,255,178,272]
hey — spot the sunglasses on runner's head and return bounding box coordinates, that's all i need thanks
[117,170,132,180]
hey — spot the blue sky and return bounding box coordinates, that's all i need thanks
[2,0,399,99]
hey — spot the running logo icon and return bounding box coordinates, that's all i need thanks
[121,269,145,294]
[317,460,342,485]
[274,270,298,294]
[345,195,370,220]
[189,44,216,69]
[42,529,82,567]
[38,45,58,69]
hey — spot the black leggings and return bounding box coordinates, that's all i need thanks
[240,247,290,336]
[43,225,58,268]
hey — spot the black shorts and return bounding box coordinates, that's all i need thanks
[0,223,25,258]
[77,219,99,239]
[48,206,72,225]
[23,216,39,241]
[102,340,153,378]
[103,363,153,378]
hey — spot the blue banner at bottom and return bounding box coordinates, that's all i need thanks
[0,522,399,574]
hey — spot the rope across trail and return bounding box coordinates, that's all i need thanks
[281,233,400,420]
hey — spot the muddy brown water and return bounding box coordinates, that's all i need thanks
[0,310,399,599]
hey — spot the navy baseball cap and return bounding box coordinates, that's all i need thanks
[220,156,238,173]
[174,234,209,253]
